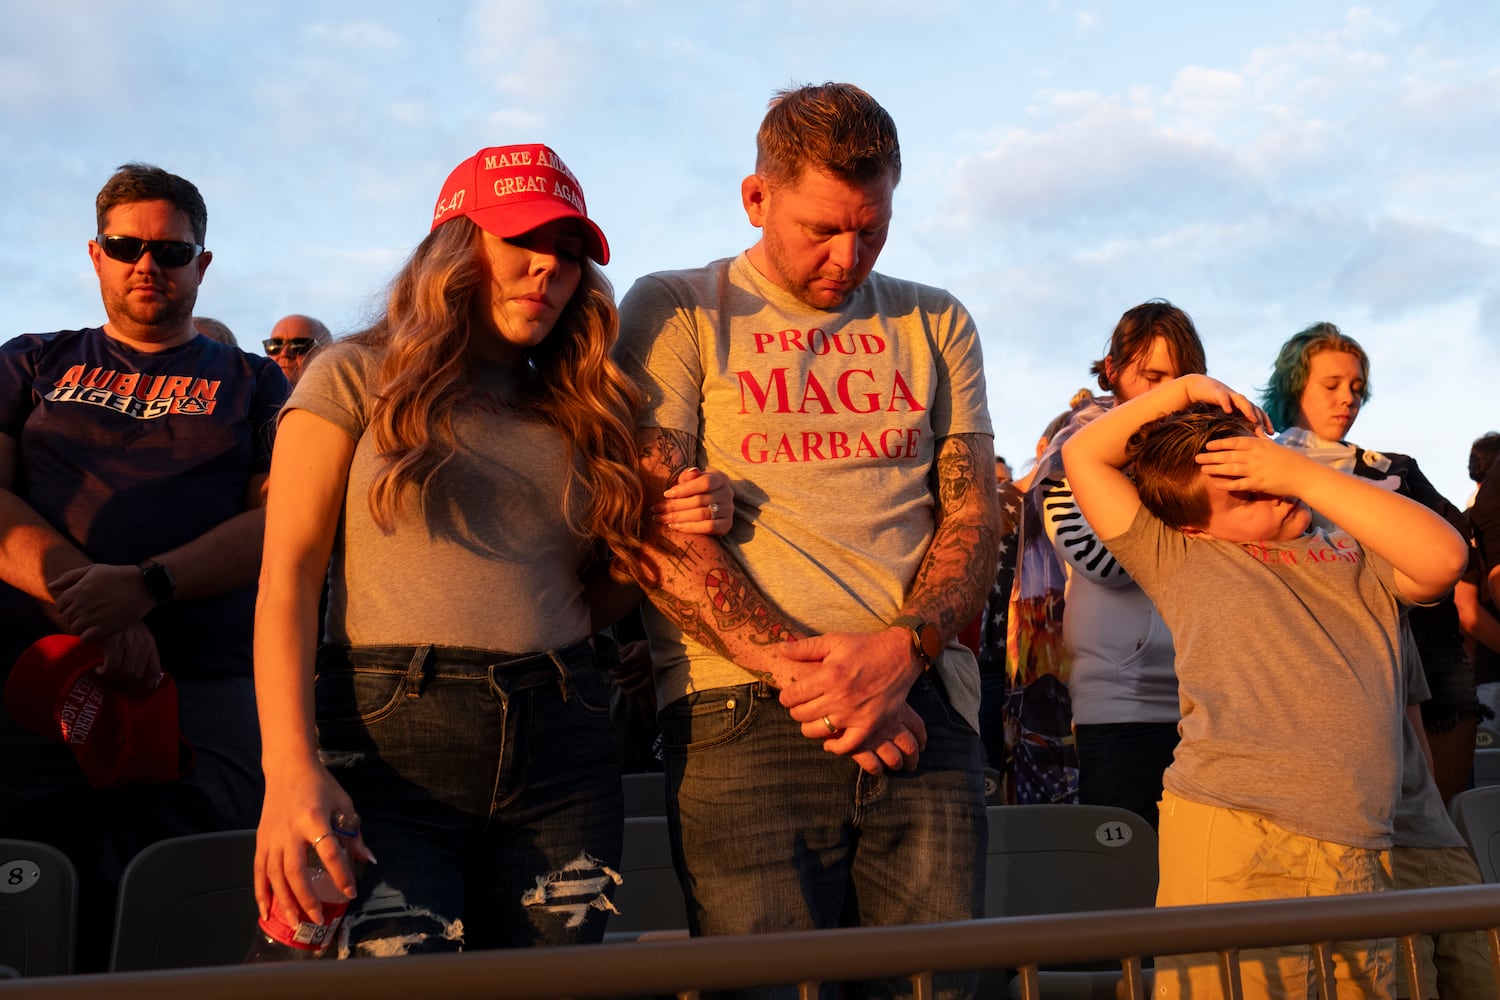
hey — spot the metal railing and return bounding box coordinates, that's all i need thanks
[3,884,1499,999]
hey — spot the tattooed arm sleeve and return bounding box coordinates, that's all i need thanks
[900,432,1002,641]
[633,425,804,687]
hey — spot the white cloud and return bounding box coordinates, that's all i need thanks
[1160,66,1249,124]
[945,97,1263,241]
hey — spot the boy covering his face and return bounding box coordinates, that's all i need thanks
[1061,374,1467,999]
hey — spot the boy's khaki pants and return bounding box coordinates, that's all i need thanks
[1153,790,1395,1000]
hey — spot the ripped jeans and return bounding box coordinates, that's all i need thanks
[314,640,624,956]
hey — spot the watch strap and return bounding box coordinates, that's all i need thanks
[138,559,176,604]
[890,614,940,670]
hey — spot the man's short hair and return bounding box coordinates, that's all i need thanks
[755,82,901,187]
[96,163,208,245]
[1126,403,1257,529]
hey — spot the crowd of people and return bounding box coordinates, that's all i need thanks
[1,80,1497,1000]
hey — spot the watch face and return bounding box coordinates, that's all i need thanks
[916,624,942,660]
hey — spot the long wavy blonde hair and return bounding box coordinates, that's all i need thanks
[351,217,645,580]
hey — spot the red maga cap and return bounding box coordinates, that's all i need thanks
[430,143,609,264]
[4,634,193,788]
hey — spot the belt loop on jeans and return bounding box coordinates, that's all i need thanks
[404,644,432,699]
[547,639,595,701]
[547,648,572,701]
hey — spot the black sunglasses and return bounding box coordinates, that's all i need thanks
[96,234,205,268]
[262,338,317,357]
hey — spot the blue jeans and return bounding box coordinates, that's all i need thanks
[314,640,623,955]
[1074,721,1179,829]
[660,675,986,1000]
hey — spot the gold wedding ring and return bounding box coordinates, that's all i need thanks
[822,715,838,734]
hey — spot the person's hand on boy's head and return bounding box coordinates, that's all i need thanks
[1179,374,1273,432]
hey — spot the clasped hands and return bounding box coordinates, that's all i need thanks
[48,562,163,693]
[774,627,928,775]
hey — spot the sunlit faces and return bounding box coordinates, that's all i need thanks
[1191,472,1312,544]
[88,199,210,347]
[742,166,895,310]
[1106,337,1181,403]
[1296,350,1366,443]
[472,220,584,364]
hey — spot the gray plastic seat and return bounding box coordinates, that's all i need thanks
[1449,785,1500,882]
[109,828,259,970]
[603,815,689,942]
[983,804,1160,999]
[985,803,1159,918]
[0,838,77,976]
[1473,748,1500,788]
[622,771,668,818]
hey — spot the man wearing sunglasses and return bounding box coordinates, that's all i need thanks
[263,313,331,386]
[0,162,287,969]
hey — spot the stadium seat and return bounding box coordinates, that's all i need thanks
[603,815,688,942]
[0,838,77,976]
[1473,748,1500,788]
[622,771,668,818]
[983,804,1160,999]
[1449,785,1500,882]
[109,829,259,970]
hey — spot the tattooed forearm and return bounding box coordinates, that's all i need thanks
[699,566,796,645]
[640,533,797,648]
[638,427,695,485]
[632,425,803,683]
[905,433,1001,636]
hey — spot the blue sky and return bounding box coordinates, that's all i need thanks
[2,1,1496,503]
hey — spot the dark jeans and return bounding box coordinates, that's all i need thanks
[1074,721,1179,829]
[315,640,623,955]
[659,675,986,1000]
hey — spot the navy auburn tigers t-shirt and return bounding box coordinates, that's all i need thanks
[0,327,287,674]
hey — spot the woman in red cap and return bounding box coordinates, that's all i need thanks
[252,144,730,955]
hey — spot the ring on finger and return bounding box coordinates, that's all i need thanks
[822,714,838,734]
[310,832,333,850]
[709,501,721,517]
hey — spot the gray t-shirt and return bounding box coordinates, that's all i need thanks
[616,254,993,728]
[1395,633,1467,848]
[288,340,593,651]
[1106,506,1407,849]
